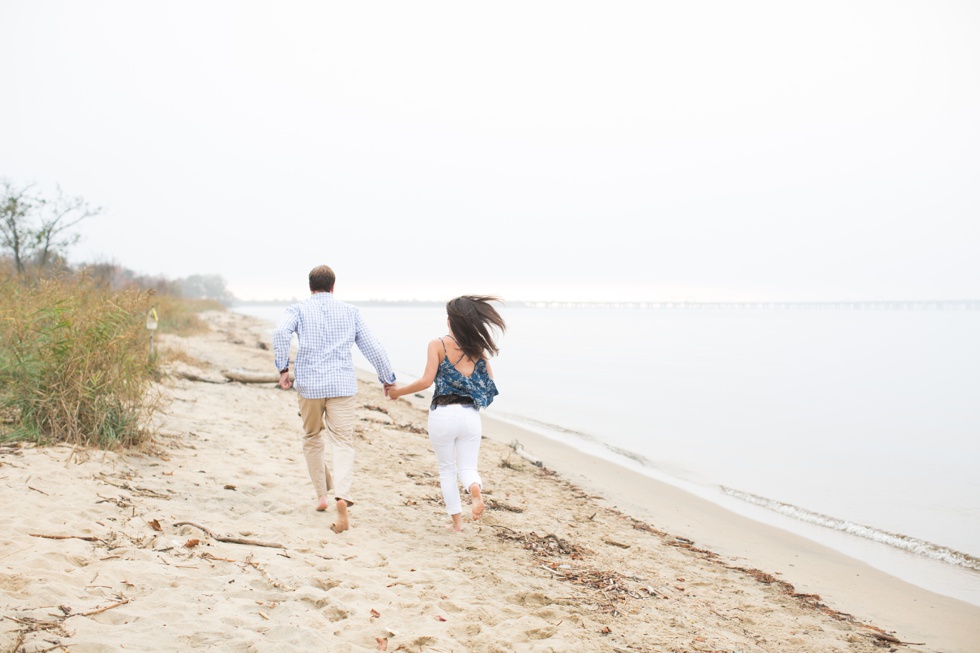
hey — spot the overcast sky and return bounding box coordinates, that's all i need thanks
[2,1,978,302]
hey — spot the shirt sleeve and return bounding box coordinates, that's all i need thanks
[353,309,396,385]
[273,305,300,372]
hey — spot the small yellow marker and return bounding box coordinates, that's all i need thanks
[146,308,159,361]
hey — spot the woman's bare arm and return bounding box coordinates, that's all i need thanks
[388,339,443,399]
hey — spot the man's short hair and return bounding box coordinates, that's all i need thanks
[309,265,336,292]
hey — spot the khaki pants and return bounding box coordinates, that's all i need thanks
[298,394,357,505]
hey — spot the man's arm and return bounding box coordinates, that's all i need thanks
[272,305,300,379]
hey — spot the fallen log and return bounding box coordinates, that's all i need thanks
[222,369,293,384]
[510,440,543,467]
[177,370,228,384]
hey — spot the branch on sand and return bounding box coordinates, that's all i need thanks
[177,371,228,384]
[30,533,101,542]
[173,521,285,549]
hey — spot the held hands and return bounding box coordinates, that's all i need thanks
[384,382,400,400]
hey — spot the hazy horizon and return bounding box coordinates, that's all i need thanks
[3,2,978,304]
[232,296,980,306]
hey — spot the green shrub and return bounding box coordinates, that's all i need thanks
[0,276,161,448]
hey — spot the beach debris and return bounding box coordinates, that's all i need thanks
[376,636,388,650]
[509,440,543,467]
[29,532,102,543]
[222,369,284,384]
[148,519,163,531]
[173,520,285,549]
[97,472,173,499]
[201,552,237,563]
[370,608,381,620]
[434,615,447,622]
[862,626,925,646]
[641,586,667,598]
[668,537,719,558]
[492,526,587,558]
[177,370,229,384]
[603,538,631,549]
[485,498,524,513]
[184,538,201,548]
[490,525,647,613]
[3,595,131,646]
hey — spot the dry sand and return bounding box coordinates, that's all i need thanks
[1,310,977,653]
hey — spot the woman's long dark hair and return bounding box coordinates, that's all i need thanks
[447,295,506,359]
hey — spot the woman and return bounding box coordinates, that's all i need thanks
[386,295,506,532]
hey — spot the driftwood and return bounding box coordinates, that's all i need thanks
[173,521,285,549]
[30,533,100,542]
[78,598,131,617]
[510,440,543,467]
[177,371,228,384]
[222,369,293,384]
[866,630,926,646]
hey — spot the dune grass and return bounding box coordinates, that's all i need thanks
[150,294,225,336]
[0,275,220,448]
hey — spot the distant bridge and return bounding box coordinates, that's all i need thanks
[521,300,980,311]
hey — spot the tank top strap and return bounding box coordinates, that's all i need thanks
[443,335,466,366]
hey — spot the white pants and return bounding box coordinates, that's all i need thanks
[427,404,483,516]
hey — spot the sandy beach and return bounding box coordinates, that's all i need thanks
[2,310,977,653]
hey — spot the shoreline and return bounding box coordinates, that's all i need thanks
[486,412,980,651]
[486,409,980,609]
[389,383,980,652]
[5,309,972,651]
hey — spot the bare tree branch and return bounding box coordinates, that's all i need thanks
[0,178,101,276]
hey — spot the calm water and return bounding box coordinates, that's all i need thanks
[233,301,980,606]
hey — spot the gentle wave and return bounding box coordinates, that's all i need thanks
[722,487,980,572]
[490,411,702,485]
[490,411,601,443]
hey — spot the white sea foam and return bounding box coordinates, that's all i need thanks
[722,486,980,572]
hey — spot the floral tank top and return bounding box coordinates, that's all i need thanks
[431,338,499,409]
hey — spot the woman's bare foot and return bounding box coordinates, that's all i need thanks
[315,495,329,512]
[469,483,485,520]
[331,499,349,533]
[446,513,463,532]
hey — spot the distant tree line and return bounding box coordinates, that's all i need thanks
[0,177,234,304]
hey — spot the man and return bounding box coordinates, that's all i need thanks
[274,264,395,533]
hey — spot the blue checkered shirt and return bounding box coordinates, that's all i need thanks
[273,292,395,399]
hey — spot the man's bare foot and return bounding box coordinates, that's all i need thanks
[469,483,485,520]
[446,513,463,532]
[315,495,329,512]
[331,498,349,533]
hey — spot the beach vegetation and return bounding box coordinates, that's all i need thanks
[0,271,224,448]
[0,177,235,447]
